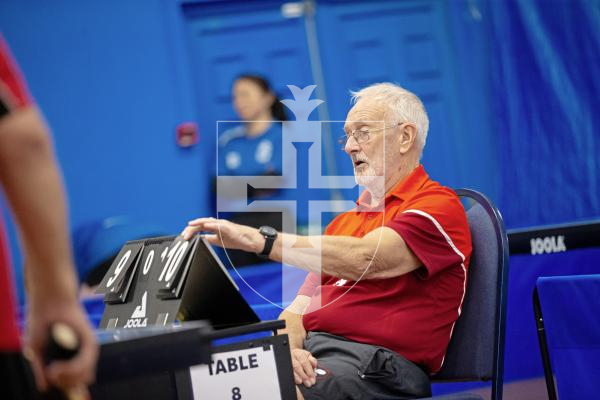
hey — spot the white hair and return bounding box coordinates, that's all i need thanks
[350,83,429,156]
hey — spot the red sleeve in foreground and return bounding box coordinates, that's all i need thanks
[0,34,33,116]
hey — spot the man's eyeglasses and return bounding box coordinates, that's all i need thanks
[338,122,403,149]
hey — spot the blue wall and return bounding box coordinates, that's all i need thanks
[488,0,600,228]
[0,0,205,301]
[315,0,499,195]
[1,0,599,303]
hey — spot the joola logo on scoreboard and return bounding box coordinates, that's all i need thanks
[124,291,148,328]
[530,235,567,255]
[216,85,385,310]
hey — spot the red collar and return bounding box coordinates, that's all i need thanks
[356,165,429,210]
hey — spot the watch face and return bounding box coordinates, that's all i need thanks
[260,226,277,238]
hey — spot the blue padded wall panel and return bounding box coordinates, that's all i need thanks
[488,0,600,228]
[316,0,499,199]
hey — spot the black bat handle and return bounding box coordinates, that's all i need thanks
[42,323,80,400]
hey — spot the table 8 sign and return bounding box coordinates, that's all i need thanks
[97,235,197,329]
[190,346,282,400]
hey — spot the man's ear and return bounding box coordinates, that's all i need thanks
[398,123,417,154]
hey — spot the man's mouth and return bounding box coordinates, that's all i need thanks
[354,160,367,168]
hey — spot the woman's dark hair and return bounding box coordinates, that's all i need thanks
[235,74,288,121]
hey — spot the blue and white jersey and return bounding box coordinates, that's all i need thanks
[217,122,298,221]
[218,123,283,177]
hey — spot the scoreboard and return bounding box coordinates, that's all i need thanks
[93,235,295,399]
[96,235,259,330]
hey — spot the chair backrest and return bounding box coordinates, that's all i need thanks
[432,189,509,400]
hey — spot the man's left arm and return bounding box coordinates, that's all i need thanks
[182,218,422,280]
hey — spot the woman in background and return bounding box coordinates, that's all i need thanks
[218,74,287,177]
[216,75,290,266]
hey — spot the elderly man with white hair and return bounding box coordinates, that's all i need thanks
[183,83,472,399]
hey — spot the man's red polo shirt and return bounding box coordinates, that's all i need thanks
[298,165,472,373]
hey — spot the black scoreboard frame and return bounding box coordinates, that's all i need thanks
[97,234,259,330]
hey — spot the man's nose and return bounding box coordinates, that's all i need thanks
[344,135,360,154]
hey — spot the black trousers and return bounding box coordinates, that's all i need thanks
[299,332,432,400]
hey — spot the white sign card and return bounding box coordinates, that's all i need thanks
[190,346,282,400]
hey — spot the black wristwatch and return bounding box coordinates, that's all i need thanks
[257,226,278,258]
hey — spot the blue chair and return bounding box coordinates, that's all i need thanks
[422,189,509,400]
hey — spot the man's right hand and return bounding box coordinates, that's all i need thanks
[291,348,317,388]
